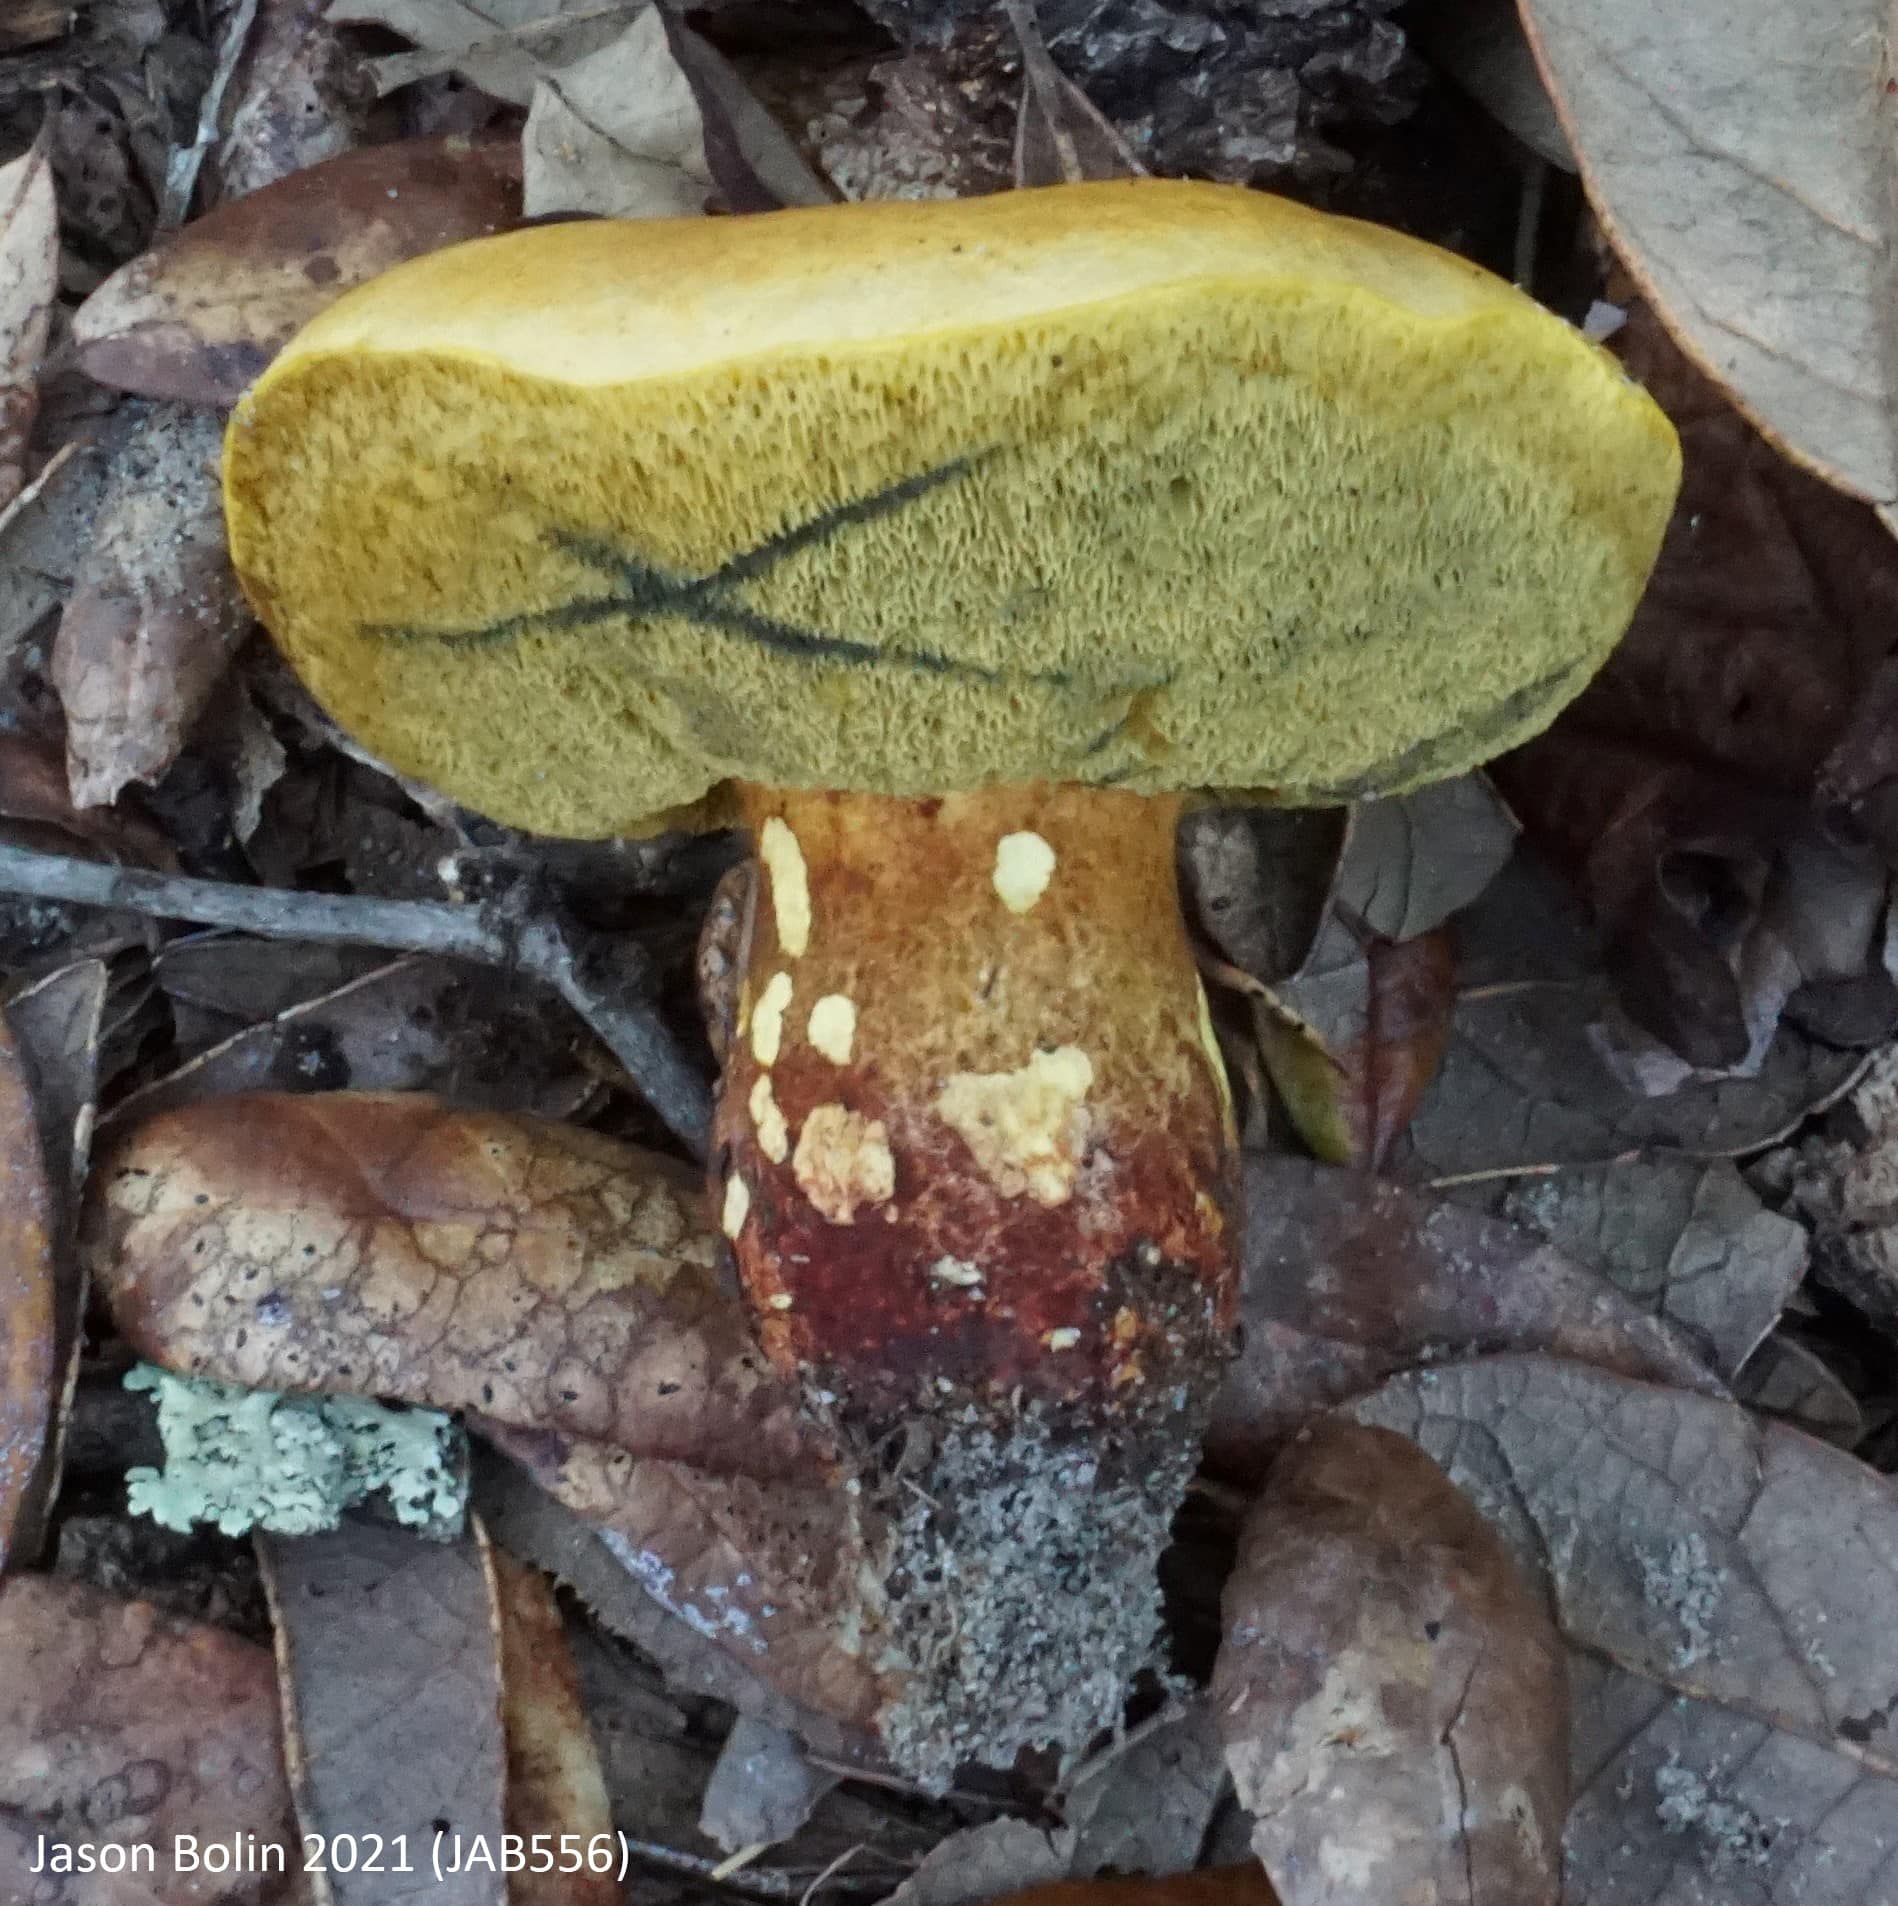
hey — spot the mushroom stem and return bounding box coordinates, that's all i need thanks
[718,780,1240,1411]
[713,780,1242,1779]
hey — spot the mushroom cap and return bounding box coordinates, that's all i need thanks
[225,180,1679,839]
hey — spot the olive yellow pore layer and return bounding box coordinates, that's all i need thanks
[224,179,1680,840]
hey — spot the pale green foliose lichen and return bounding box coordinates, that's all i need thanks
[123,1364,467,1539]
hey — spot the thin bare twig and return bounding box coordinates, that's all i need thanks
[0,842,712,1156]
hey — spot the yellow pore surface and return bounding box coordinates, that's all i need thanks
[225,180,1681,839]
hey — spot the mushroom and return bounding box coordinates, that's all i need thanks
[223,180,1680,1781]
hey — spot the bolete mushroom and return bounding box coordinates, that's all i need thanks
[223,180,1680,1781]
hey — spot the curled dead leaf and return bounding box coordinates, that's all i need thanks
[1212,1421,1567,1906]
[74,136,522,407]
[492,1547,619,1906]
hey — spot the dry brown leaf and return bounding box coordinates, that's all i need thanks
[1352,1355,1898,1903]
[0,1573,303,1899]
[89,1092,809,1476]
[521,7,825,219]
[470,1446,875,1762]
[521,7,716,220]
[0,733,176,866]
[208,0,368,204]
[1519,0,1889,502]
[0,1014,56,1575]
[1204,1154,1717,1478]
[491,1548,619,1906]
[50,401,251,808]
[1497,302,1898,1070]
[1390,853,1865,1178]
[1252,925,1456,1169]
[88,1092,890,1738]
[74,137,522,408]
[261,1518,507,1906]
[1483,1155,1806,1379]
[0,136,56,513]
[1212,1421,1567,1906]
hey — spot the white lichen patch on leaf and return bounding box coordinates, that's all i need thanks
[992,830,1056,913]
[806,993,856,1065]
[1044,1327,1081,1351]
[792,1103,894,1224]
[749,1073,790,1164]
[935,1046,1094,1205]
[721,1174,751,1239]
[759,817,811,957]
[752,971,794,1067]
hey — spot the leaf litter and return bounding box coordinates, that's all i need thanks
[4,0,1898,1899]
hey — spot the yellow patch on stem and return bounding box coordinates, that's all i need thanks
[748,1073,790,1163]
[935,1046,1094,1206]
[721,1175,751,1238]
[992,830,1056,913]
[792,1103,895,1224]
[759,818,811,957]
[806,993,857,1065]
[751,971,794,1067]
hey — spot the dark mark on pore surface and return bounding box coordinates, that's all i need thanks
[367,453,1086,688]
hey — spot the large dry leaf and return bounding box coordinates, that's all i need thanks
[51,401,250,808]
[0,1014,57,1573]
[1519,0,1889,502]
[89,1092,889,1737]
[1214,1422,1567,1906]
[261,1518,507,1906]
[74,137,522,407]
[0,1573,303,1900]
[1352,1355,1898,1903]
[0,137,56,512]
[1204,1154,1716,1477]
[89,1092,809,1477]
[492,1548,619,1906]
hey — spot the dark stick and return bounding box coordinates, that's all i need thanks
[0,843,713,1157]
